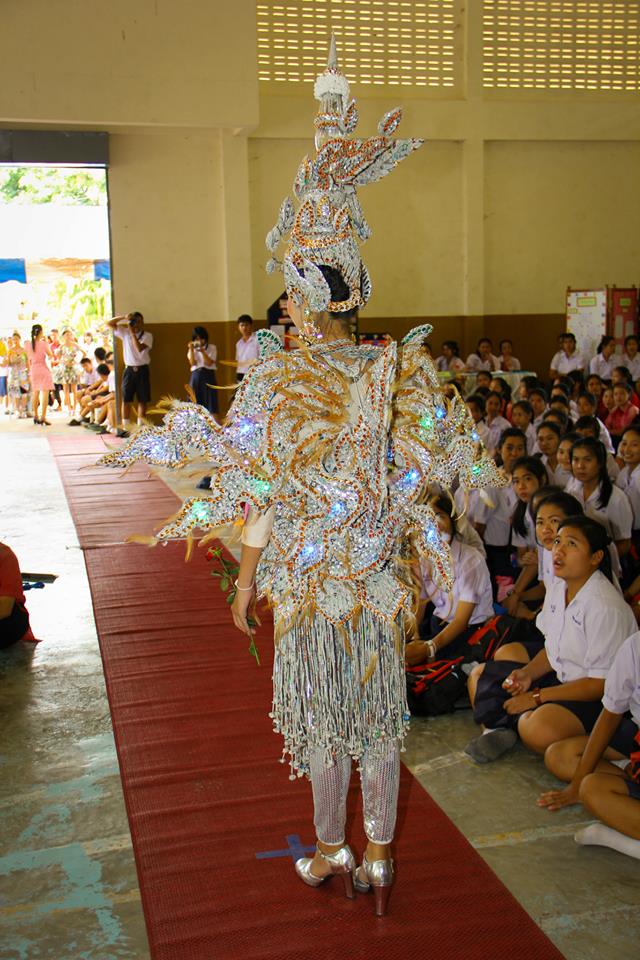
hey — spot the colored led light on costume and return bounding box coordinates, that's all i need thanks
[420,416,434,429]
[425,525,439,545]
[471,430,479,441]
[435,406,446,420]
[330,501,347,517]
[397,468,419,491]
[253,478,271,496]
[191,502,210,522]
[472,464,482,475]
[237,418,255,436]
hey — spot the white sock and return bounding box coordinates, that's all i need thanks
[482,728,498,736]
[122,419,131,427]
[575,823,640,860]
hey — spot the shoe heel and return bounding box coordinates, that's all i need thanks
[373,883,392,917]
[341,870,356,900]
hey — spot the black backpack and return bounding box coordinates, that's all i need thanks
[405,615,518,717]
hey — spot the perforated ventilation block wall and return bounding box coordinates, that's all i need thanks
[257,0,461,88]
[483,0,640,91]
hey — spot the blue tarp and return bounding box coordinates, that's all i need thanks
[0,259,27,283]
[94,259,111,280]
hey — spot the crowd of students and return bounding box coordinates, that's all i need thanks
[410,331,640,863]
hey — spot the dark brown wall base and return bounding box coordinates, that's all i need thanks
[135,314,566,422]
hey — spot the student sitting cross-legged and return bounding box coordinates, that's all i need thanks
[466,516,635,762]
[538,630,640,861]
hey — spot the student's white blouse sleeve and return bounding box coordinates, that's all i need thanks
[608,487,633,540]
[206,344,217,366]
[550,351,562,370]
[456,550,484,604]
[602,633,640,714]
[583,601,636,679]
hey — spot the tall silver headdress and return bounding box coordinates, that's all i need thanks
[265,35,423,321]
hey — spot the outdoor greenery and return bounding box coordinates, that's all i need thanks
[0,166,107,205]
[45,278,112,334]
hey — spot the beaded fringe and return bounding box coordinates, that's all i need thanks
[270,608,410,779]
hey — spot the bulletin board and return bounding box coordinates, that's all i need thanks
[566,287,607,360]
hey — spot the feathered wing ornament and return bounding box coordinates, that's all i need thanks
[98,333,507,635]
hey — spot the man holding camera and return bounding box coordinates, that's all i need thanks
[107,311,153,427]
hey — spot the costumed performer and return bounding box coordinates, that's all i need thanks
[97,37,506,917]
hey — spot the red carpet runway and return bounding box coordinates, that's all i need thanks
[51,434,565,960]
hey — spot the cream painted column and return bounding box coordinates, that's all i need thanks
[461,0,486,348]
[220,130,254,324]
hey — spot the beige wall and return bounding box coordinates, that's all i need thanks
[108,132,227,324]
[485,141,640,316]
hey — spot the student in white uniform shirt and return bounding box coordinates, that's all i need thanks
[535,421,563,486]
[404,495,494,666]
[465,337,500,373]
[108,311,153,427]
[528,387,548,428]
[434,340,465,373]
[572,418,619,480]
[187,325,218,417]
[497,338,521,372]
[504,457,550,610]
[616,426,640,546]
[466,428,526,586]
[484,391,511,454]
[554,433,577,489]
[620,334,640,383]
[510,400,537,454]
[565,437,632,576]
[589,335,619,380]
[464,393,490,447]
[549,333,586,380]
[478,517,636,758]
[575,393,614,452]
[465,491,585,763]
[539,630,640,861]
[235,315,259,382]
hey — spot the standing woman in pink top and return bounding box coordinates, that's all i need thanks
[25,324,54,425]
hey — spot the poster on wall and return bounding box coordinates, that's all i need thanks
[608,287,638,351]
[566,288,607,362]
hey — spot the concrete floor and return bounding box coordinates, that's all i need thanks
[1,411,638,959]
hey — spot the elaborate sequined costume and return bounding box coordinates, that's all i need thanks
[98,40,506,845]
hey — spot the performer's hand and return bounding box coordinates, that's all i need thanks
[502,668,531,696]
[537,782,581,811]
[231,587,256,637]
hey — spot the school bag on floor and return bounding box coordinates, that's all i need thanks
[406,614,518,717]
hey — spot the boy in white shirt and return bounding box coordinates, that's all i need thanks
[108,311,153,427]
[236,315,259,381]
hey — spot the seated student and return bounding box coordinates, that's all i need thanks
[616,426,640,552]
[469,517,636,761]
[528,386,548,428]
[93,346,107,365]
[434,340,465,373]
[586,373,606,416]
[484,390,511,454]
[510,400,537,454]
[489,375,511,408]
[605,382,640,444]
[620,334,640,383]
[515,375,541,402]
[555,432,579,488]
[589,335,619,380]
[73,362,110,423]
[465,393,490,446]
[566,437,632,575]
[76,357,98,399]
[550,333,586,380]
[575,391,614,451]
[535,421,563,486]
[503,457,550,614]
[456,427,525,588]
[612,365,640,406]
[405,495,494,666]
[474,370,493,394]
[465,491,584,761]
[573,416,620,480]
[498,338,521,372]
[0,541,36,648]
[466,338,500,373]
[542,406,572,435]
[601,383,615,419]
[538,630,640,861]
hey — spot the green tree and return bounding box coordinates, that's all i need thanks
[0,166,107,206]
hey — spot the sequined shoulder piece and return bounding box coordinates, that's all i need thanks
[256,328,284,358]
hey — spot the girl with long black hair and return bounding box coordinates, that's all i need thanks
[187,326,219,417]
[565,437,632,577]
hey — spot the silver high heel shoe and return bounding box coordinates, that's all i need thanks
[294,844,357,900]
[354,856,395,917]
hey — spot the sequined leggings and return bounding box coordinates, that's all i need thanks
[309,740,400,846]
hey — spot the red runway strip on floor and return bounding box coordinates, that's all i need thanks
[51,437,565,960]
